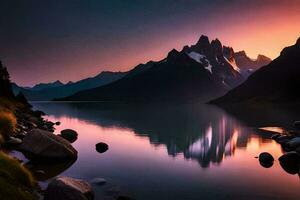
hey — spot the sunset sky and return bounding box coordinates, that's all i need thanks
[1,0,300,86]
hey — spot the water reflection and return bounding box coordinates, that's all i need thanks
[32,102,276,168]
[30,102,300,200]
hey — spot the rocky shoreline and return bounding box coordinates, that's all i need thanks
[0,61,131,200]
[258,121,300,174]
[1,105,123,200]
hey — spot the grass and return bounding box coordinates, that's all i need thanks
[0,152,37,200]
[0,96,27,140]
[0,97,37,200]
[0,110,17,139]
[0,97,24,112]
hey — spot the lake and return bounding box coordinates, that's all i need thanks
[26,102,300,200]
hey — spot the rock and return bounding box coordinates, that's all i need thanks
[258,152,274,168]
[55,121,61,126]
[91,178,106,185]
[25,159,76,181]
[45,121,55,132]
[271,134,281,140]
[279,152,300,174]
[286,137,300,150]
[44,177,94,200]
[275,135,292,145]
[96,142,109,153]
[32,110,46,118]
[19,129,77,160]
[294,121,300,130]
[60,129,78,143]
[6,136,22,145]
[16,131,27,139]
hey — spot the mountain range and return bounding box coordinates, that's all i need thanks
[56,35,270,103]
[13,71,126,101]
[211,37,300,106]
[13,35,271,102]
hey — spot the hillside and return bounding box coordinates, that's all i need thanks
[211,37,300,106]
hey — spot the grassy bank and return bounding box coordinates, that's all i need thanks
[0,152,37,200]
[0,97,38,200]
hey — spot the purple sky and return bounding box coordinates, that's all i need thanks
[1,0,300,86]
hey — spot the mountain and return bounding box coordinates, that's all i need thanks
[12,80,64,96]
[16,71,127,101]
[210,37,300,106]
[234,51,271,78]
[31,80,64,91]
[57,35,262,103]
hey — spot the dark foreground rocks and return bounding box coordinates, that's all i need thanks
[260,121,300,174]
[96,142,109,153]
[44,177,94,200]
[279,152,300,174]
[19,128,77,160]
[58,129,78,143]
[259,152,274,168]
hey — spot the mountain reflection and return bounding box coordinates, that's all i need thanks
[182,116,248,167]
[32,102,274,168]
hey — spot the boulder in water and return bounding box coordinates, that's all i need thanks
[55,121,61,126]
[279,152,300,174]
[59,129,78,143]
[258,152,274,168]
[95,142,109,153]
[19,129,77,160]
[44,177,94,200]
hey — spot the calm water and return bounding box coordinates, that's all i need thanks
[28,102,300,200]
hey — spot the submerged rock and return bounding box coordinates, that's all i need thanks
[91,178,106,185]
[19,129,77,160]
[96,142,109,153]
[279,152,300,174]
[44,177,94,200]
[55,121,61,126]
[59,129,78,143]
[258,152,274,168]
